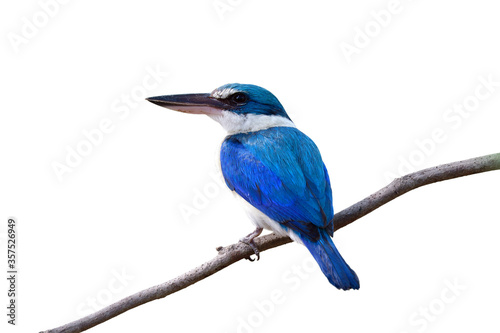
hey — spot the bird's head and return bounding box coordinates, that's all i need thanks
[146,83,294,134]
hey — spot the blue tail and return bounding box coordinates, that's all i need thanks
[301,229,359,290]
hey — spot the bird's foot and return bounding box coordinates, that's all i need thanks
[240,239,260,261]
[239,227,263,261]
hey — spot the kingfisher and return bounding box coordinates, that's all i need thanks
[146,83,359,290]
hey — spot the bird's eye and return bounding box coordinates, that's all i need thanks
[230,92,248,104]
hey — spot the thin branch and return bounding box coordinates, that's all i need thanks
[41,152,500,333]
[333,152,500,230]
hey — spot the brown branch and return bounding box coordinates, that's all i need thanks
[41,152,500,333]
[333,152,500,230]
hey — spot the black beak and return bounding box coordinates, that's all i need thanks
[146,93,227,115]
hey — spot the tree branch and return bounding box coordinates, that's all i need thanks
[41,152,500,333]
[333,152,500,230]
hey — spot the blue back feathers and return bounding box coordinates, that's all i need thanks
[220,126,334,240]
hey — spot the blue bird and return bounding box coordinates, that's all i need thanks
[147,83,359,290]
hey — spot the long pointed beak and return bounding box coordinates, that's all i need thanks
[146,93,227,115]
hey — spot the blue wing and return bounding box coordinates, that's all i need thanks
[220,127,334,241]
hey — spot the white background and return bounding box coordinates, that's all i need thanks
[1,0,499,332]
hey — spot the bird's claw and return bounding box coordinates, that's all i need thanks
[239,239,260,261]
[239,227,263,261]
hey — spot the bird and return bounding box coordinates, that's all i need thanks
[146,83,359,290]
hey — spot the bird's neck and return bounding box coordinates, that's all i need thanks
[208,111,295,135]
